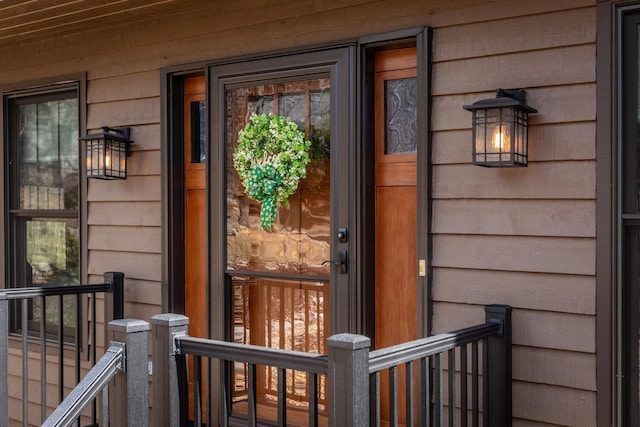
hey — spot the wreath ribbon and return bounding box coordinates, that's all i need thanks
[248,164,281,230]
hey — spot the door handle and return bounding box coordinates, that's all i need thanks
[321,250,348,274]
[337,250,348,274]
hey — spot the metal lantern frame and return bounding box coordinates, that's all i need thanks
[463,89,537,167]
[81,126,133,179]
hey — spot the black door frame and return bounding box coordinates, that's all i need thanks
[162,29,432,425]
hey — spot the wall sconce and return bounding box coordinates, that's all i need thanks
[463,89,537,167]
[81,127,134,179]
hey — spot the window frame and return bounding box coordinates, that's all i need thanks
[0,74,87,343]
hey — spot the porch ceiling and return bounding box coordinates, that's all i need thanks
[0,0,202,48]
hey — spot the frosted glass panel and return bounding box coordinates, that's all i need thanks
[385,77,417,154]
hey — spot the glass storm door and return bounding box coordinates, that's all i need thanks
[208,48,353,424]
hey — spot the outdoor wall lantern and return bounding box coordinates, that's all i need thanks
[463,89,537,167]
[81,126,134,179]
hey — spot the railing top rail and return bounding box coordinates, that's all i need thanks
[1,282,112,300]
[368,322,501,373]
[177,336,329,375]
[41,343,124,427]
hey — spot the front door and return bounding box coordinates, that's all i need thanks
[208,47,353,424]
[176,32,430,425]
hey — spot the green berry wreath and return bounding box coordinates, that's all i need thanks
[233,113,312,230]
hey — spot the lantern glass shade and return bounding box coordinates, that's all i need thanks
[464,91,536,167]
[81,127,132,179]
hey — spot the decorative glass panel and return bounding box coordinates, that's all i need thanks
[385,77,417,154]
[190,100,206,163]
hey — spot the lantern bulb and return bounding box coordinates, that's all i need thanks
[491,128,510,152]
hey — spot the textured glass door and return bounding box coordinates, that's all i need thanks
[225,79,332,418]
[209,48,353,424]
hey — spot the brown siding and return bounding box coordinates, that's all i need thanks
[429,2,597,426]
[0,0,597,425]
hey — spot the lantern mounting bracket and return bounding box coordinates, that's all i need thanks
[100,126,132,150]
[495,88,526,104]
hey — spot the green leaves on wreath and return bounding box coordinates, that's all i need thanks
[233,114,312,230]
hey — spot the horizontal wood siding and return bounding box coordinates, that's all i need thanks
[0,0,596,425]
[429,3,597,426]
[7,347,95,426]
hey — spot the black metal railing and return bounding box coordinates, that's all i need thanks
[366,305,512,427]
[152,304,512,427]
[0,271,125,427]
[41,318,150,427]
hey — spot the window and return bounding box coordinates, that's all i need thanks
[3,83,82,336]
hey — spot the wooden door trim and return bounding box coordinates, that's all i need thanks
[161,65,207,314]
[357,28,432,341]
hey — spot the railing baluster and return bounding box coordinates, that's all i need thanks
[91,293,97,425]
[248,363,257,427]
[472,341,479,427]
[22,298,28,427]
[0,293,9,427]
[102,388,109,427]
[434,353,442,426]
[308,373,318,427]
[278,368,287,427]
[58,294,64,404]
[223,360,230,427]
[175,353,189,427]
[41,296,47,424]
[74,294,82,424]
[406,361,414,427]
[389,365,398,427]
[370,371,380,427]
[461,344,468,427]
[194,355,202,427]
[420,357,429,427]
[448,348,455,427]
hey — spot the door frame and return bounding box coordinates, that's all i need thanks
[357,28,432,341]
[161,64,208,315]
[161,28,432,424]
